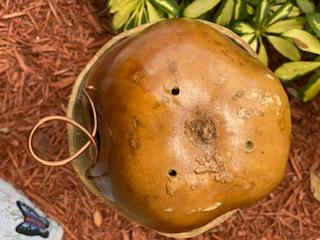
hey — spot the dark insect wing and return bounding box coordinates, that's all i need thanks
[16,222,38,233]
[16,221,49,238]
[16,201,50,227]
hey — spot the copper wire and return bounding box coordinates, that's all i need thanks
[28,88,106,180]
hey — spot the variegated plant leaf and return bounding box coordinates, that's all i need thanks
[247,4,255,15]
[307,12,320,39]
[267,35,301,61]
[215,0,234,26]
[147,1,163,22]
[287,5,301,17]
[283,29,320,55]
[296,0,315,14]
[233,0,247,22]
[150,0,180,16]
[267,2,293,26]
[275,61,320,82]
[112,0,139,30]
[183,0,221,18]
[298,71,320,102]
[233,22,255,34]
[254,0,269,29]
[266,18,304,33]
[249,36,258,52]
[241,33,256,44]
[258,37,268,66]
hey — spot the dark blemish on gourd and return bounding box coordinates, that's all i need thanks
[211,39,220,46]
[152,101,161,109]
[171,87,180,95]
[221,48,229,57]
[201,31,210,39]
[169,62,177,73]
[168,169,177,177]
[184,115,216,145]
[245,140,254,153]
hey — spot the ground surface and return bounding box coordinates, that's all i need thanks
[1,0,320,239]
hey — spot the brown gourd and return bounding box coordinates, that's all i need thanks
[78,19,291,236]
[18,18,288,238]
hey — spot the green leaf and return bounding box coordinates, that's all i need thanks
[275,61,320,82]
[254,0,269,29]
[307,12,320,39]
[112,0,139,30]
[137,6,147,26]
[233,0,247,21]
[150,0,180,16]
[267,35,300,61]
[233,22,255,34]
[298,72,320,101]
[273,0,287,4]
[247,4,254,15]
[124,9,138,30]
[108,0,123,13]
[288,6,301,17]
[241,33,255,44]
[267,2,293,26]
[183,0,221,18]
[270,5,281,13]
[266,18,304,33]
[296,0,315,14]
[146,1,163,22]
[249,36,258,52]
[258,37,268,66]
[215,0,234,26]
[283,29,320,55]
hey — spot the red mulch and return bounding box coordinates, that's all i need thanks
[1,1,320,239]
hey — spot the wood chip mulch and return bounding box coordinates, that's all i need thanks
[1,0,320,239]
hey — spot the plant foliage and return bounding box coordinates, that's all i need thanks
[107,0,320,101]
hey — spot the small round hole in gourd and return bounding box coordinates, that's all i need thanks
[168,169,177,177]
[245,140,254,152]
[171,87,180,95]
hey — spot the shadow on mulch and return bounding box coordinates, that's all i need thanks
[1,0,320,239]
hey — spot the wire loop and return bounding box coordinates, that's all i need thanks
[28,88,106,180]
